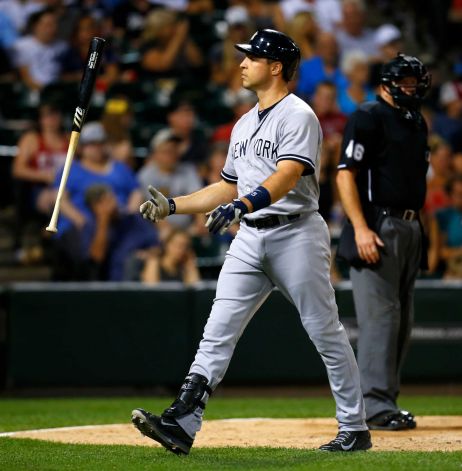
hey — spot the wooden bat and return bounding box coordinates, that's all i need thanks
[46,37,106,233]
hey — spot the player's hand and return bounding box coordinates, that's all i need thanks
[354,226,385,264]
[140,185,171,223]
[205,200,248,235]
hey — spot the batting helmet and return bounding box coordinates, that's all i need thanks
[380,53,431,109]
[235,29,301,81]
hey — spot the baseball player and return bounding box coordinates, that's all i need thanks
[131,29,371,453]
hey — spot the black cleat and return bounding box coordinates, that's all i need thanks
[367,410,416,431]
[319,430,372,452]
[131,408,193,455]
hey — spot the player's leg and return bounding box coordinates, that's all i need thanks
[350,218,420,430]
[132,226,273,454]
[265,212,370,449]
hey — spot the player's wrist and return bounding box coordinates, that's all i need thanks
[242,186,272,213]
[233,199,249,215]
[167,198,176,215]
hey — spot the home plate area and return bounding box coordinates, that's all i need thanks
[2,417,462,452]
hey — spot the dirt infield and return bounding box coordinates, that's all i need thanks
[3,416,462,451]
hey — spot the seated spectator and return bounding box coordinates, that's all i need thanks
[154,99,208,164]
[337,50,375,115]
[209,6,253,92]
[286,11,318,61]
[454,152,462,175]
[310,81,347,221]
[55,183,158,281]
[279,0,342,33]
[433,176,462,279]
[211,88,257,144]
[101,96,135,168]
[141,228,200,285]
[137,130,203,238]
[11,8,68,91]
[12,102,68,217]
[369,24,403,88]
[59,14,119,90]
[425,137,453,215]
[112,0,154,45]
[138,8,203,81]
[433,63,462,153]
[52,123,155,280]
[334,0,378,59]
[296,31,347,101]
[0,0,43,35]
[245,0,285,31]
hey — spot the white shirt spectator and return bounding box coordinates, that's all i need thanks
[0,0,42,33]
[279,0,342,32]
[335,28,378,59]
[12,35,67,86]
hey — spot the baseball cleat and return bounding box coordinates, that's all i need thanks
[367,410,416,430]
[131,408,193,455]
[319,430,372,452]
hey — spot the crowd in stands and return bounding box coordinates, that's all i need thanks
[0,0,461,282]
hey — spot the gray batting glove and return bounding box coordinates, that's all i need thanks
[139,185,175,222]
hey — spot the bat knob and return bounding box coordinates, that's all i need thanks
[45,226,58,233]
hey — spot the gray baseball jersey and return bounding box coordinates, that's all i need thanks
[221,93,322,218]
[177,93,367,438]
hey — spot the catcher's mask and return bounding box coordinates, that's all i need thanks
[380,53,431,110]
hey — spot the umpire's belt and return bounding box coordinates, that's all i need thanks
[243,213,300,229]
[379,207,418,221]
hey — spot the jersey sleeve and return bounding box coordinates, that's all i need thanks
[276,110,319,175]
[338,107,377,170]
[220,129,238,184]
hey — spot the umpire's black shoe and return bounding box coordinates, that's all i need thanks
[131,408,193,455]
[367,410,416,431]
[319,430,372,452]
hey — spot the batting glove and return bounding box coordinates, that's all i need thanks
[139,185,175,222]
[205,199,248,235]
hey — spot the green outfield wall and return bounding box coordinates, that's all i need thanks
[1,280,461,388]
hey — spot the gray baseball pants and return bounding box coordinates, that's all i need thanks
[350,216,422,420]
[188,211,366,431]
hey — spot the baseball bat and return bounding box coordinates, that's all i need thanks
[46,37,106,233]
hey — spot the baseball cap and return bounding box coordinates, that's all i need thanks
[149,128,181,152]
[375,24,402,48]
[80,122,106,144]
[225,6,249,26]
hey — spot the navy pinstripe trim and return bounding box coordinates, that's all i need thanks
[221,170,238,183]
[277,155,315,172]
[277,154,315,168]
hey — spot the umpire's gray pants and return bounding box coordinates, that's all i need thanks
[350,216,422,420]
[188,212,366,431]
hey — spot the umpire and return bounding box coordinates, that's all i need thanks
[336,53,431,430]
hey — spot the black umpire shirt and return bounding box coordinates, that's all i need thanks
[337,96,429,211]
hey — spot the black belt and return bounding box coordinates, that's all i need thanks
[380,207,418,221]
[243,213,300,229]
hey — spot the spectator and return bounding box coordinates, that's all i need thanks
[245,0,285,31]
[59,14,119,89]
[454,152,462,175]
[0,0,43,34]
[286,11,318,61]
[55,182,158,281]
[424,137,453,215]
[433,175,462,278]
[12,102,68,217]
[310,81,347,221]
[141,228,200,285]
[279,0,342,33]
[52,123,155,280]
[101,96,135,168]
[137,130,203,236]
[211,88,257,144]
[296,31,347,101]
[433,62,462,152]
[112,0,154,44]
[11,8,68,91]
[155,99,208,164]
[209,6,253,91]
[335,0,378,59]
[337,50,375,115]
[369,24,403,88]
[138,8,203,81]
